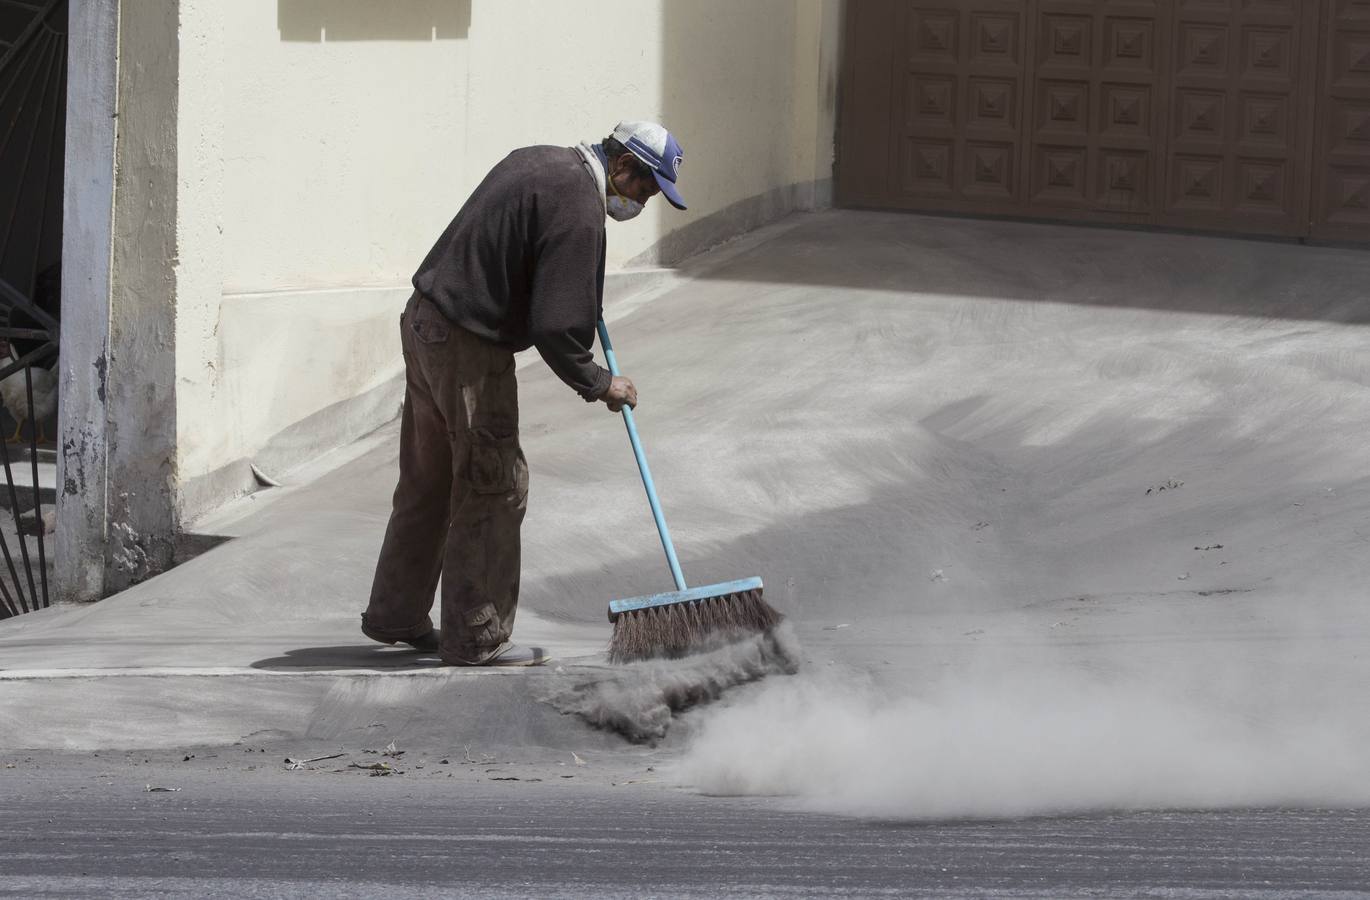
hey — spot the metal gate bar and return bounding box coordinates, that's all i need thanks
[0,282,57,619]
[0,0,62,619]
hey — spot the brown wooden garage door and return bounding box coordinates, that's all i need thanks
[837,0,1370,242]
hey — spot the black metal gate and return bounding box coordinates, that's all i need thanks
[0,0,66,618]
[0,279,57,619]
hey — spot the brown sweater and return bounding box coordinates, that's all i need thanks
[413,146,611,402]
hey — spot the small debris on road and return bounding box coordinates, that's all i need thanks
[145,785,181,793]
[284,753,344,771]
[349,761,397,776]
[464,745,496,765]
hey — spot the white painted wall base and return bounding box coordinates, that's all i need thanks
[179,285,407,522]
[630,178,835,268]
[179,175,833,526]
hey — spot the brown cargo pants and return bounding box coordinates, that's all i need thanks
[362,291,529,665]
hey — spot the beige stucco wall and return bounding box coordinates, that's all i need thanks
[174,0,841,522]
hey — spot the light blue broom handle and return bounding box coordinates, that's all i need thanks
[597,319,688,592]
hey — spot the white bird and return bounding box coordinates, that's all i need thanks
[0,341,57,445]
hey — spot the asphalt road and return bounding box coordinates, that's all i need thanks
[3,753,1368,899]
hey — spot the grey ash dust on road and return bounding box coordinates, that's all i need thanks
[4,745,1370,898]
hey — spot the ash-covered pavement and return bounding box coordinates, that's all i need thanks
[4,749,1370,899]
[3,211,1370,894]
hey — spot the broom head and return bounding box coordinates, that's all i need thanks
[607,576,779,664]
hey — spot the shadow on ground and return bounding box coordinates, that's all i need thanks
[251,644,443,671]
[684,211,1370,324]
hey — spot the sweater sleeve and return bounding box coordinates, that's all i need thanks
[528,210,612,402]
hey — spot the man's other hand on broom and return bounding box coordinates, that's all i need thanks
[601,375,637,413]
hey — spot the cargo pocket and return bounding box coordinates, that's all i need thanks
[468,427,526,495]
[409,304,451,344]
[464,602,502,647]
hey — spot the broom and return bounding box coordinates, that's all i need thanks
[597,319,781,664]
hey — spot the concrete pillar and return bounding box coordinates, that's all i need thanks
[56,0,119,603]
[57,0,180,602]
[104,0,180,590]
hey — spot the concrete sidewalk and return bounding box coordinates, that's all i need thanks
[0,420,621,749]
[3,210,1370,769]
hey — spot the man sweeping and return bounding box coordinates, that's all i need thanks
[361,121,687,667]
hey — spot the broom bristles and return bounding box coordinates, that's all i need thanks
[608,587,781,664]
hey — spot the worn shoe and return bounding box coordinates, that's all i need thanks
[362,622,440,653]
[402,630,440,653]
[449,643,550,667]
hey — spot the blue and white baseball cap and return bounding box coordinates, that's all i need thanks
[612,120,686,210]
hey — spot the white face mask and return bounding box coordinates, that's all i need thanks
[607,195,644,221]
[606,167,645,221]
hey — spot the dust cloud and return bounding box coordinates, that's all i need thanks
[546,625,801,744]
[675,652,1370,819]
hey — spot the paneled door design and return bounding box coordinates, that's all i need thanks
[1157,0,1318,236]
[1025,1,1169,222]
[1312,0,1370,239]
[889,2,1031,213]
[838,0,1370,242]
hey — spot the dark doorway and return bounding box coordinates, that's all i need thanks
[0,0,66,617]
